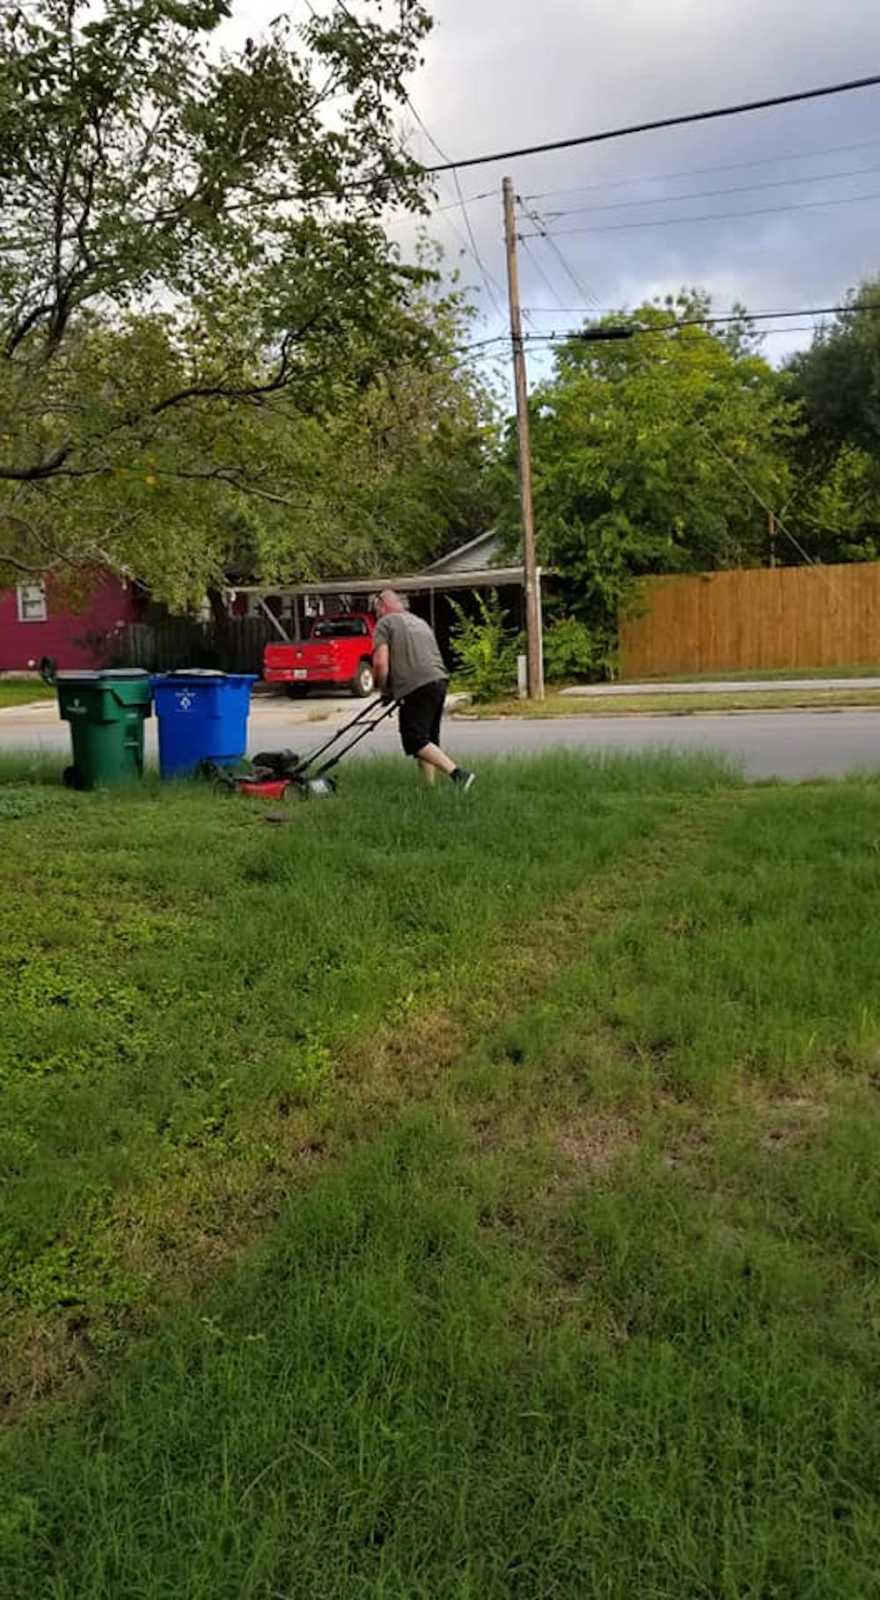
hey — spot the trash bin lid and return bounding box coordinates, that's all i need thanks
[56,668,150,682]
[164,669,227,677]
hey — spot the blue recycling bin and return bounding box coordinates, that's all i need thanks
[152,671,257,778]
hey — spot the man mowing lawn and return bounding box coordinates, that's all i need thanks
[371,589,476,790]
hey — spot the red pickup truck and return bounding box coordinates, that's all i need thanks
[263,613,376,698]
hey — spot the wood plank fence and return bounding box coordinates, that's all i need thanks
[119,617,276,674]
[618,562,880,678]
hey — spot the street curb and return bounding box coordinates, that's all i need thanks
[452,704,880,723]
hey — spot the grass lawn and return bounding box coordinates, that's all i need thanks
[0,677,56,710]
[2,751,880,1596]
[462,688,880,718]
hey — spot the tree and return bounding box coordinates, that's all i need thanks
[300,278,501,576]
[0,0,455,602]
[495,295,798,670]
[783,281,880,562]
[785,280,880,460]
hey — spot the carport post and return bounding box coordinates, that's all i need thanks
[255,596,292,643]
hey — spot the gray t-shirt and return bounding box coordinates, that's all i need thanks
[373,611,448,700]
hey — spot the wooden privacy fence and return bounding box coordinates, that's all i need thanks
[119,617,275,674]
[619,561,880,678]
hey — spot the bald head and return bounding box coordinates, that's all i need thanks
[374,589,408,617]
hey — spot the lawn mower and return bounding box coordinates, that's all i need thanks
[204,694,399,801]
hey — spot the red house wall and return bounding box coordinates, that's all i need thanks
[0,574,143,671]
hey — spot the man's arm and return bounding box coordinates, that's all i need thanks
[373,641,390,694]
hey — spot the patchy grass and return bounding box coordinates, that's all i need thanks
[6,1095,880,1600]
[0,749,733,1406]
[462,688,880,718]
[0,678,56,710]
[3,760,880,1596]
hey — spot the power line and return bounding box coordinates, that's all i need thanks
[401,96,507,321]
[524,323,856,344]
[519,198,603,311]
[456,300,880,359]
[518,235,569,309]
[680,407,835,581]
[521,301,880,317]
[541,162,880,220]
[518,195,600,310]
[425,73,880,174]
[520,301,880,333]
[321,0,507,318]
[522,135,880,204]
[460,299,880,357]
[388,189,496,226]
[520,186,880,238]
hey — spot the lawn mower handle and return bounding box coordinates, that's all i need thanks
[313,697,400,777]
[288,694,389,778]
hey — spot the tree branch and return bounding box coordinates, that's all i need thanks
[0,444,73,481]
[151,321,320,415]
[156,467,310,508]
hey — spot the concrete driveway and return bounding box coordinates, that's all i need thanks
[2,691,879,781]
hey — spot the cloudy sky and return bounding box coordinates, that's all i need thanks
[234,0,880,375]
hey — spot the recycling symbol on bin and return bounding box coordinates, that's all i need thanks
[176,691,194,711]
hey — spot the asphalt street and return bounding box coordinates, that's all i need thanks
[2,696,879,781]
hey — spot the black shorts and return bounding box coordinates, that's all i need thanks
[398,679,447,756]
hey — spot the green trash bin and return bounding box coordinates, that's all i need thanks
[56,669,153,790]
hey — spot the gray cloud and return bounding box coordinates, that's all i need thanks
[231,0,880,368]
[402,0,880,366]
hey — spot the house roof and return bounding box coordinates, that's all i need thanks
[425,529,505,575]
[233,564,527,599]
[231,529,529,601]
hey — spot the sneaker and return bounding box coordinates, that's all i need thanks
[452,768,476,792]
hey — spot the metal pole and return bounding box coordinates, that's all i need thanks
[503,176,544,699]
[255,595,292,643]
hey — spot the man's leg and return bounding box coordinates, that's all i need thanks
[401,684,476,789]
[417,742,475,789]
[417,754,438,786]
[417,685,457,779]
[416,740,456,777]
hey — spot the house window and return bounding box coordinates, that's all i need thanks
[16,582,48,623]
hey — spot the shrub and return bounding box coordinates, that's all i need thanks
[449,592,520,702]
[542,617,603,683]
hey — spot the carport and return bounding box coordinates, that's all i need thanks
[232,556,541,671]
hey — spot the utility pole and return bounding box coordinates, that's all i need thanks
[768,509,777,568]
[502,176,544,699]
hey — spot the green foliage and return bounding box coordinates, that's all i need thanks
[449,591,520,701]
[785,279,880,461]
[542,616,601,682]
[803,443,880,562]
[496,293,798,646]
[784,281,880,562]
[0,1,502,602]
